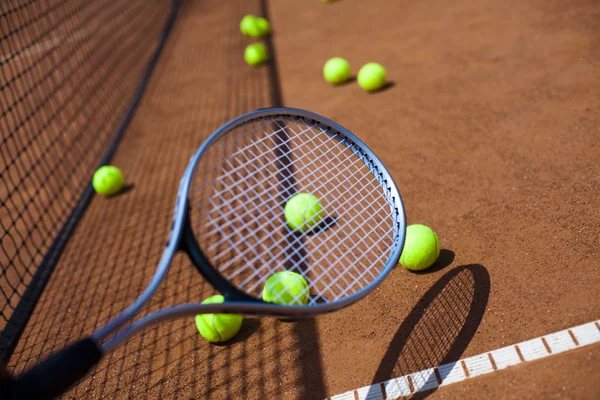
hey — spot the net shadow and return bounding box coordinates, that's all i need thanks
[273,123,326,400]
[264,0,326,396]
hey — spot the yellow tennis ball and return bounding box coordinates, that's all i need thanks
[195,295,243,343]
[244,43,269,66]
[284,193,324,232]
[239,15,257,36]
[254,17,271,37]
[92,165,124,197]
[262,271,309,306]
[323,57,351,85]
[399,224,440,271]
[357,62,387,92]
[240,15,270,38]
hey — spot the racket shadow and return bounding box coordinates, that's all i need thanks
[368,264,490,399]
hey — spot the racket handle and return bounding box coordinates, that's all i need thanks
[0,338,103,400]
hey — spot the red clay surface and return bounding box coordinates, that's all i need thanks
[427,342,600,399]
[5,0,600,399]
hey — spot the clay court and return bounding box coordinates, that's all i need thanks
[1,0,599,399]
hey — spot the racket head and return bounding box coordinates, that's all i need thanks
[175,107,406,316]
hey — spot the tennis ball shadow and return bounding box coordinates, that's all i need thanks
[411,249,455,275]
[307,216,338,235]
[119,183,135,195]
[331,76,357,87]
[367,264,490,399]
[365,81,395,94]
[249,60,270,68]
[103,183,135,198]
[209,317,261,346]
[287,216,338,236]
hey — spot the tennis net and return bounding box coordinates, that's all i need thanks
[0,0,178,360]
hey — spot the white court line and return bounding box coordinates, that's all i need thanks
[327,319,600,400]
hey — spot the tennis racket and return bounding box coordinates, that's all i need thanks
[1,107,406,399]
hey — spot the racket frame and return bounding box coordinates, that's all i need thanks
[91,107,407,351]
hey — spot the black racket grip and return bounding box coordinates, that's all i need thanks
[1,338,103,400]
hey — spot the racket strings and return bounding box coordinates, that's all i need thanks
[189,116,397,305]
[196,125,338,241]
[206,129,394,296]
[226,183,391,296]
[198,118,394,298]
[200,133,368,252]
[202,127,387,274]
[200,121,381,251]
[190,120,333,216]
[228,174,389,283]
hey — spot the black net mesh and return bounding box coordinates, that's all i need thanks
[0,0,175,358]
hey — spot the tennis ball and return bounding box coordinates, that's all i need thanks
[92,165,124,197]
[254,17,271,37]
[240,15,269,38]
[244,43,269,66]
[357,62,387,92]
[323,57,351,85]
[195,295,243,343]
[240,15,257,36]
[399,224,440,271]
[284,193,324,232]
[262,271,310,306]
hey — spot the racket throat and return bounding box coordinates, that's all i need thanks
[180,209,263,305]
